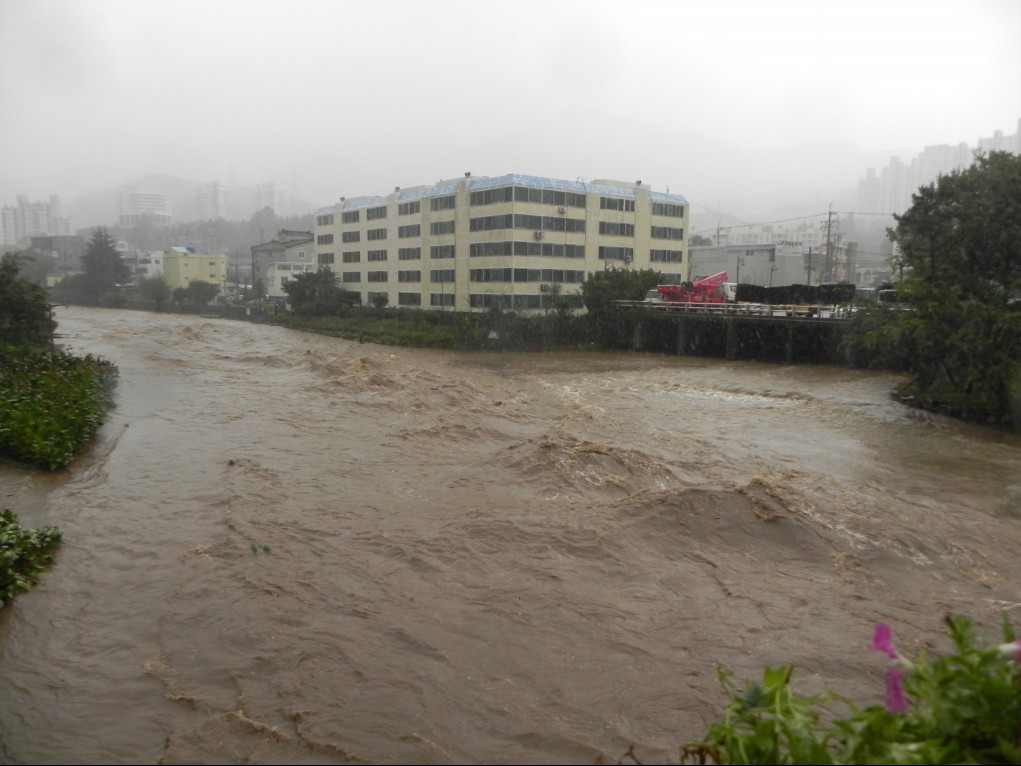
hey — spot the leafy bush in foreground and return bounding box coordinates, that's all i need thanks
[683,616,1021,765]
[0,344,119,469]
[0,509,61,610]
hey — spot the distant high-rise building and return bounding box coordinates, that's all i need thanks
[1,194,71,248]
[195,181,230,221]
[858,118,1020,215]
[118,187,173,227]
[253,181,288,217]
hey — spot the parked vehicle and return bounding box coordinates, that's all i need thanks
[646,271,733,304]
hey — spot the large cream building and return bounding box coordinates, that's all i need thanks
[313,173,689,311]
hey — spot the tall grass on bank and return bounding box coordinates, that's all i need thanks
[0,344,119,470]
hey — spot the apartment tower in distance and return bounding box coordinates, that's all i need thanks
[313,173,688,311]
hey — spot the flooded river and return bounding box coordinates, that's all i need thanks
[1,306,1019,764]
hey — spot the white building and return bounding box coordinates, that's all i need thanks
[195,181,230,221]
[314,173,689,312]
[253,181,288,217]
[858,118,1020,215]
[1,194,71,248]
[118,187,173,226]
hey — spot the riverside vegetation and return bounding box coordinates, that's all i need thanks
[0,247,119,610]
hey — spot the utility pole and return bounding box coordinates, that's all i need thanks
[823,204,837,283]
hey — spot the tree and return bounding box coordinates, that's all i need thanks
[75,227,131,306]
[0,254,56,348]
[138,275,171,311]
[282,268,356,315]
[186,279,220,308]
[579,267,664,349]
[859,151,1021,424]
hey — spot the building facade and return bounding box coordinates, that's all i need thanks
[195,181,230,221]
[162,247,227,293]
[2,194,72,248]
[858,117,1020,215]
[313,173,689,311]
[250,229,315,297]
[118,187,173,226]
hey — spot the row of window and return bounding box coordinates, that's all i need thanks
[394,292,586,310]
[342,270,584,285]
[470,214,587,233]
[338,245,454,263]
[469,241,586,258]
[469,268,585,283]
[329,192,683,223]
[330,219,682,241]
[469,186,587,208]
[325,241,681,264]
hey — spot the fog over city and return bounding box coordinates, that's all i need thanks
[1,0,1019,224]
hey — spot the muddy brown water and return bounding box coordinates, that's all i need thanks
[1,306,1019,764]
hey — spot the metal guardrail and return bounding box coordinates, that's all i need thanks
[615,301,855,319]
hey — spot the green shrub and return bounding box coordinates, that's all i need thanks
[684,616,1021,765]
[0,508,61,610]
[0,344,119,469]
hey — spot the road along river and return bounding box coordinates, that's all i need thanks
[1,306,1019,764]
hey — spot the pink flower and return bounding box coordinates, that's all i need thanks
[997,639,1021,661]
[884,666,911,714]
[873,623,899,660]
[873,622,912,713]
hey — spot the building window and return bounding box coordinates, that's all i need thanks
[398,292,422,306]
[342,210,360,223]
[600,197,635,212]
[469,186,514,206]
[342,272,361,283]
[319,252,335,265]
[651,226,684,240]
[317,234,334,245]
[430,293,455,307]
[398,201,420,215]
[650,249,682,263]
[652,202,684,218]
[430,220,455,235]
[367,271,388,282]
[342,251,361,263]
[513,187,586,207]
[599,221,635,237]
[317,214,334,226]
[342,231,360,243]
[367,228,387,241]
[398,247,421,260]
[367,249,387,262]
[598,246,634,261]
[398,224,421,238]
[430,244,455,259]
[430,195,455,211]
[430,268,455,283]
[366,205,387,220]
[398,270,421,282]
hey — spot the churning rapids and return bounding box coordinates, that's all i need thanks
[1,306,1020,765]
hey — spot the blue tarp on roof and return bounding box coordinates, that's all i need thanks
[318,174,687,211]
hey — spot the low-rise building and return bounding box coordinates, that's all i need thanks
[314,173,689,311]
[266,262,317,298]
[162,247,227,294]
[250,229,315,297]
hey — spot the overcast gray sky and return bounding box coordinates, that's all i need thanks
[1,0,1019,216]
